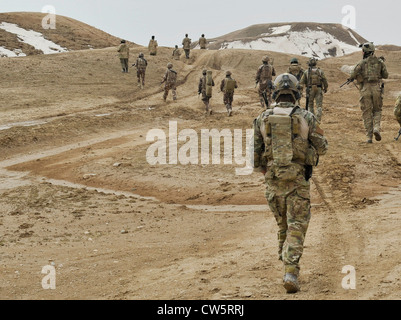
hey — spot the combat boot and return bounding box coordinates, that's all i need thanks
[283,273,300,294]
[373,129,382,142]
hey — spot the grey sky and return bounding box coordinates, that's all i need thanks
[1,0,399,47]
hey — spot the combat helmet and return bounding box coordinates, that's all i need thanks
[139,52,144,58]
[272,73,301,102]
[226,71,232,76]
[290,58,299,64]
[262,56,270,63]
[308,58,317,66]
[167,63,173,69]
[360,42,375,53]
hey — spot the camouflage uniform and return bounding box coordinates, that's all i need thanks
[220,72,238,116]
[299,59,328,122]
[395,94,401,127]
[117,41,129,73]
[134,54,147,87]
[287,59,305,81]
[199,35,207,49]
[256,57,276,109]
[182,35,191,59]
[349,43,389,142]
[172,46,181,60]
[162,63,177,101]
[198,71,215,114]
[253,73,328,293]
[148,37,158,56]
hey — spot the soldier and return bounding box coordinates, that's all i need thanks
[182,34,192,59]
[199,34,207,49]
[198,70,215,115]
[287,58,305,81]
[220,71,238,117]
[133,52,148,88]
[253,73,328,294]
[348,43,389,143]
[117,39,129,73]
[148,36,158,56]
[172,45,181,60]
[299,58,328,123]
[161,63,178,102]
[256,56,276,109]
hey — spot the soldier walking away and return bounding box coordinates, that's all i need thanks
[348,42,389,143]
[199,34,207,49]
[117,39,129,73]
[182,34,191,59]
[148,36,158,56]
[256,56,276,109]
[161,63,178,102]
[394,94,401,140]
[287,58,305,81]
[133,53,148,88]
[220,71,238,117]
[299,58,328,123]
[172,45,181,60]
[198,70,215,115]
[253,73,328,294]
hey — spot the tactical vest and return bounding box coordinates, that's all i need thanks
[309,68,323,86]
[137,58,147,69]
[260,65,272,80]
[167,70,177,84]
[288,65,303,80]
[224,78,236,93]
[263,107,311,167]
[362,56,382,82]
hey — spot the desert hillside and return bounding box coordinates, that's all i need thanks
[0,12,124,56]
[1,35,401,300]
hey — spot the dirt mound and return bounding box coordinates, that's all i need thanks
[0,12,124,56]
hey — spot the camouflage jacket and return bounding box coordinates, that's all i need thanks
[182,37,191,49]
[220,77,238,93]
[253,102,328,172]
[172,48,181,60]
[148,40,158,53]
[395,95,401,126]
[198,75,215,93]
[135,57,148,71]
[350,55,388,85]
[299,67,328,91]
[256,64,276,83]
[118,44,129,59]
[199,37,207,49]
[162,69,178,85]
[287,64,305,81]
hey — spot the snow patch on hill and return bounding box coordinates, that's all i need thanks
[0,22,67,57]
[219,27,361,60]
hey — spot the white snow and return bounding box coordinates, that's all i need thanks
[0,22,67,57]
[270,25,291,35]
[220,29,360,60]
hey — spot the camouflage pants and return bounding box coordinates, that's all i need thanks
[164,84,177,101]
[359,83,383,139]
[184,49,190,59]
[307,86,323,122]
[137,69,146,85]
[264,164,311,276]
[223,92,234,110]
[258,81,272,108]
[120,58,129,72]
[201,92,212,111]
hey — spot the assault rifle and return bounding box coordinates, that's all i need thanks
[395,128,401,141]
[340,78,354,88]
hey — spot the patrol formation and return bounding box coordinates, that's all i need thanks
[116,38,397,294]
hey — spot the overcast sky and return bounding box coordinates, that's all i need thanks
[0,0,399,47]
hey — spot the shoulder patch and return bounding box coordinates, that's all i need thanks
[315,125,324,136]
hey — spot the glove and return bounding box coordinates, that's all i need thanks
[324,89,327,94]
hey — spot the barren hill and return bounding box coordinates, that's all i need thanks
[197,22,367,59]
[1,38,401,300]
[0,12,124,57]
